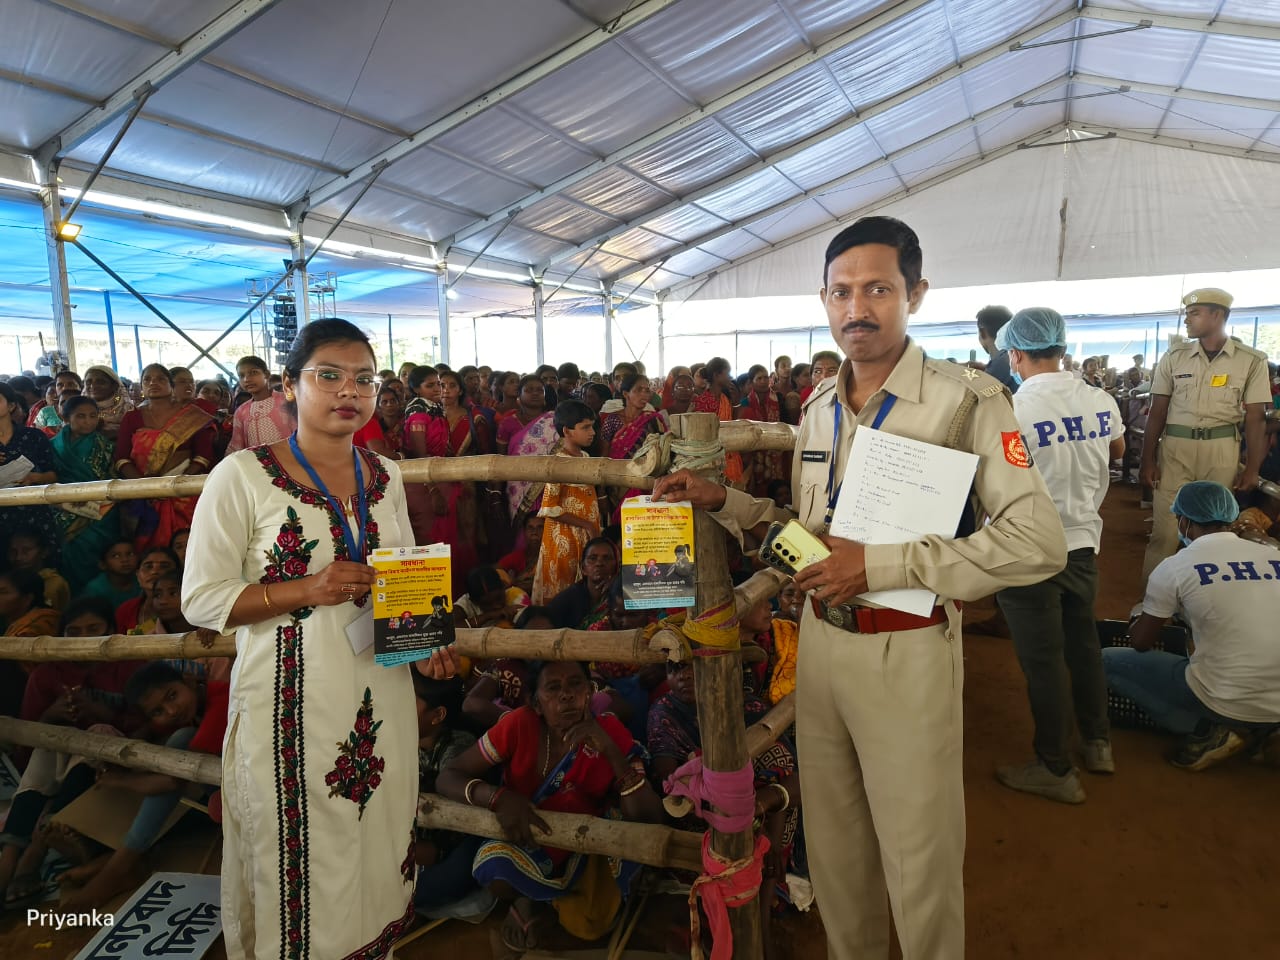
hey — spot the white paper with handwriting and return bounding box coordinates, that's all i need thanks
[830,428,978,617]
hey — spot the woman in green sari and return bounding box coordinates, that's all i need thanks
[50,396,121,590]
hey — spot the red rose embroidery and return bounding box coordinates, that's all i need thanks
[324,687,384,819]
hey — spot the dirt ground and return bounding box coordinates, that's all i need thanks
[3,480,1277,958]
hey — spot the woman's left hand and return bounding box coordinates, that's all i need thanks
[561,718,620,762]
[415,645,462,680]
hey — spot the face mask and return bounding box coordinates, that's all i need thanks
[1011,370,1023,386]
[1177,518,1192,548]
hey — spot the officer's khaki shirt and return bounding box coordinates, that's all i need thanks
[712,339,1067,603]
[1150,337,1271,429]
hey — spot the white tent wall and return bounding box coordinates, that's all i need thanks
[682,136,1280,302]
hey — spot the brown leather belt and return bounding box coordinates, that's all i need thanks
[809,596,953,634]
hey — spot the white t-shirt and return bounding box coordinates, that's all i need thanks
[1012,372,1122,552]
[1143,532,1280,722]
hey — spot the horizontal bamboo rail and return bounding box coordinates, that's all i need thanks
[0,716,221,785]
[744,693,796,758]
[0,420,799,509]
[0,717,703,871]
[416,795,703,872]
[0,626,769,666]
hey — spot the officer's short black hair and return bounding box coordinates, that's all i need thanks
[823,216,922,290]
[975,305,1013,338]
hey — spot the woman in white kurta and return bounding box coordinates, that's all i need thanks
[184,322,432,960]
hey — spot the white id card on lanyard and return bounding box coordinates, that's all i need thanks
[346,606,374,655]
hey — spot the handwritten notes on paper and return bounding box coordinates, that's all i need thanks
[830,427,978,616]
[74,873,221,959]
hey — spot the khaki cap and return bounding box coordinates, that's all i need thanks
[1182,287,1233,309]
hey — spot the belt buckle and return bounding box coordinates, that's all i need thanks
[823,602,861,633]
[1192,426,1207,440]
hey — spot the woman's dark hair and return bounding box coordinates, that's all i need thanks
[465,564,505,600]
[438,369,464,394]
[406,365,436,393]
[581,536,616,563]
[60,395,98,420]
[527,659,591,697]
[583,382,612,406]
[704,357,730,380]
[553,399,595,437]
[0,382,17,408]
[141,362,172,384]
[99,537,133,560]
[792,362,810,381]
[747,364,767,381]
[281,318,375,381]
[375,383,401,405]
[811,349,840,367]
[139,545,180,568]
[823,215,922,289]
[124,661,184,706]
[168,366,193,381]
[766,479,791,503]
[1,568,46,607]
[55,370,83,387]
[7,376,37,398]
[411,673,464,717]
[618,374,647,396]
[517,374,543,396]
[151,570,182,592]
[515,605,555,629]
[236,355,269,374]
[60,596,116,633]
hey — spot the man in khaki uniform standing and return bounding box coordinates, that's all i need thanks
[653,217,1067,960]
[1140,288,1271,579]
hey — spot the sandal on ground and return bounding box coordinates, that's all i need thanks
[501,898,545,953]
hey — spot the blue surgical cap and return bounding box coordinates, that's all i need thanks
[1170,481,1240,525]
[995,307,1067,352]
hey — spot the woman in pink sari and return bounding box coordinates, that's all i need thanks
[114,363,216,551]
[598,374,667,521]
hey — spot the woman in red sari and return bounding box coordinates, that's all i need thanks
[114,363,216,551]
[660,366,694,415]
[598,375,667,521]
[740,364,789,498]
[431,370,489,592]
[353,384,405,460]
[691,356,744,486]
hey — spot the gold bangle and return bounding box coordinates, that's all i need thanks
[263,584,275,613]
[464,778,484,806]
[620,777,647,797]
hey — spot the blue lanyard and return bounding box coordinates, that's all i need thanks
[823,393,896,526]
[288,434,368,561]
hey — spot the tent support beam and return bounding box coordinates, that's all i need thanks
[71,239,235,379]
[533,283,545,366]
[1080,4,1280,42]
[40,0,283,159]
[302,0,680,210]
[613,78,1067,285]
[538,9,1079,272]
[39,163,76,371]
[1069,74,1280,114]
[1075,124,1280,164]
[59,83,154,225]
[444,0,942,248]
[436,267,451,366]
[603,285,613,371]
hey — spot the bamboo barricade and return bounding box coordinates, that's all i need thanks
[676,411,764,957]
[0,420,798,509]
[744,693,796,759]
[0,719,703,873]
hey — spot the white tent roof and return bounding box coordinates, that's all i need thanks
[1,0,1278,310]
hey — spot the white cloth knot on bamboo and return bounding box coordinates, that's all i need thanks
[634,431,725,480]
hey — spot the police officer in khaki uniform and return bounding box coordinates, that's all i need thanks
[653,217,1067,960]
[1139,287,1271,578]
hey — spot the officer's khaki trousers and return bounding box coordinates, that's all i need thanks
[795,608,965,960]
[1141,434,1239,578]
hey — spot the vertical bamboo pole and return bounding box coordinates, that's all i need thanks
[672,411,763,959]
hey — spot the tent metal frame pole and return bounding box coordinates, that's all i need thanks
[186,162,387,369]
[58,83,155,225]
[39,163,76,371]
[533,283,545,366]
[602,284,614,371]
[291,231,311,326]
[656,299,665,376]
[542,242,604,307]
[387,314,394,370]
[436,267,451,366]
[14,337,22,372]
[103,291,119,372]
[70,239,235,379]
[133,324,143,377]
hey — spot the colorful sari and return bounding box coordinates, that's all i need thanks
[0,426,61,561]
[427,413,484,596]
[504,412,558,524]
[472,707,644,936]
[600,409,668,522]
[533,449,600,604]
[115,403,215,551]
[50,427,121,589]
[692,390,744,484]
[741,388,789,498]
[84,366,134,441]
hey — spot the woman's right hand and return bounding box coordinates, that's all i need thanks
[494,790,551,847]
[305,561,376,607]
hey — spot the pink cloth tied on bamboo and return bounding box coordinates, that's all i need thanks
[689,831,770,960]
[662,756,755,833]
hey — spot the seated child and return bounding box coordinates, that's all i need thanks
[82,540,143,610]
[132,571,231,684]
[8,526,70,612]
[114,547,178,632]
[454,565,528,629]
[412,673,486,915]
[57,662,228,909]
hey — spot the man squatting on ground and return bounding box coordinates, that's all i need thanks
[654,216,1068,960]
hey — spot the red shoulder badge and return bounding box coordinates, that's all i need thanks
[1001,431,1032,468]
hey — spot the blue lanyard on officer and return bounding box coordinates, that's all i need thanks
[288,433,368,561]
[823,393,897,527]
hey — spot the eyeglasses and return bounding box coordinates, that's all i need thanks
[299,366,380,397]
